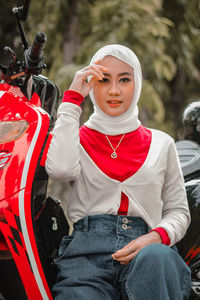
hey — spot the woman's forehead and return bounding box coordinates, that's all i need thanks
[100,55,134,74]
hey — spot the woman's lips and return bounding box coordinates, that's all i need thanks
[107,100,122,107]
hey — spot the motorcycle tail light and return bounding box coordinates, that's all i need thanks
[0,120,29,144]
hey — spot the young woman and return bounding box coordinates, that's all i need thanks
[46,44,191,299]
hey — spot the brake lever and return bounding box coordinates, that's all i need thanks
[4,47,17,68]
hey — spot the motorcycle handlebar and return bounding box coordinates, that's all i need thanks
[24,32,47,73]
[28,32,46,62]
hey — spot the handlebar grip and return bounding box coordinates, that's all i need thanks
[29,32,47,62]
[24,32,47,73]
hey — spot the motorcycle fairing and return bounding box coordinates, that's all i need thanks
[0,86,53,299]
[176,140,200,298]
[176,140,200,180]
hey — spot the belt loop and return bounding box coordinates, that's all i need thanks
[83,216,88,232]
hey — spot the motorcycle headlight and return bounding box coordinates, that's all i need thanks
[0,120,29,144]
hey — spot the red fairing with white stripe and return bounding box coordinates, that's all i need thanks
[0,84,53,299]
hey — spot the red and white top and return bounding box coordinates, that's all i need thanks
[46,91,190,246]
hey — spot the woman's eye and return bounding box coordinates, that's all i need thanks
[98,78,109,83]
[120,78,131,83]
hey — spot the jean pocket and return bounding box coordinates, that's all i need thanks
[54,232,79,262]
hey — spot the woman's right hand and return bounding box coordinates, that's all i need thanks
[69,60,107,98]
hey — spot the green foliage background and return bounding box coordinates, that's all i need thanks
[1,0,200,138]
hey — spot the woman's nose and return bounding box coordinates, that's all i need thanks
[108,82,120,95]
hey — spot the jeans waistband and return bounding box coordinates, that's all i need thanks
[73,214,149,232]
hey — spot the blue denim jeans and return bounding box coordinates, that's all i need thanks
[53,214,191,299]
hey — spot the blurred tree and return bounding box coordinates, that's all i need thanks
[162,0,200,137]
[0,0,20,65]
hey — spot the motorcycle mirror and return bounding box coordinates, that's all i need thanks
[12,0,31,49]
[17,0,31,21]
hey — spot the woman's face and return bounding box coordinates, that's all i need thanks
[93,56,135,117]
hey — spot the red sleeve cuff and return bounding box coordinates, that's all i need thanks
[62,90,84,107]
[151,227,170,246]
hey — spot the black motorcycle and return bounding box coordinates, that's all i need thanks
[176,139,200,299]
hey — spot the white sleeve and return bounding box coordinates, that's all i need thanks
[45,102,82,182]
[157,139,191,245]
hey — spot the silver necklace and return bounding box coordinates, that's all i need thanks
[105,134,125,158]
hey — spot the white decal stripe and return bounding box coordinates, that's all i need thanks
[185,179,200,186]
[0,91,5,97]
[19,107,49,299]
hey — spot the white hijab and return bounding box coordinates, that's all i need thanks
[84,44,142,135]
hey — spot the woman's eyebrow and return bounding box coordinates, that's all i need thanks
[102,72,111,77]
[118,72,134,77]
[102,72,134,77]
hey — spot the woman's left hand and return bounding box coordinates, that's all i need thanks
[112,231,162,265]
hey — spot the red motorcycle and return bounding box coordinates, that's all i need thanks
[0,1,69,299]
